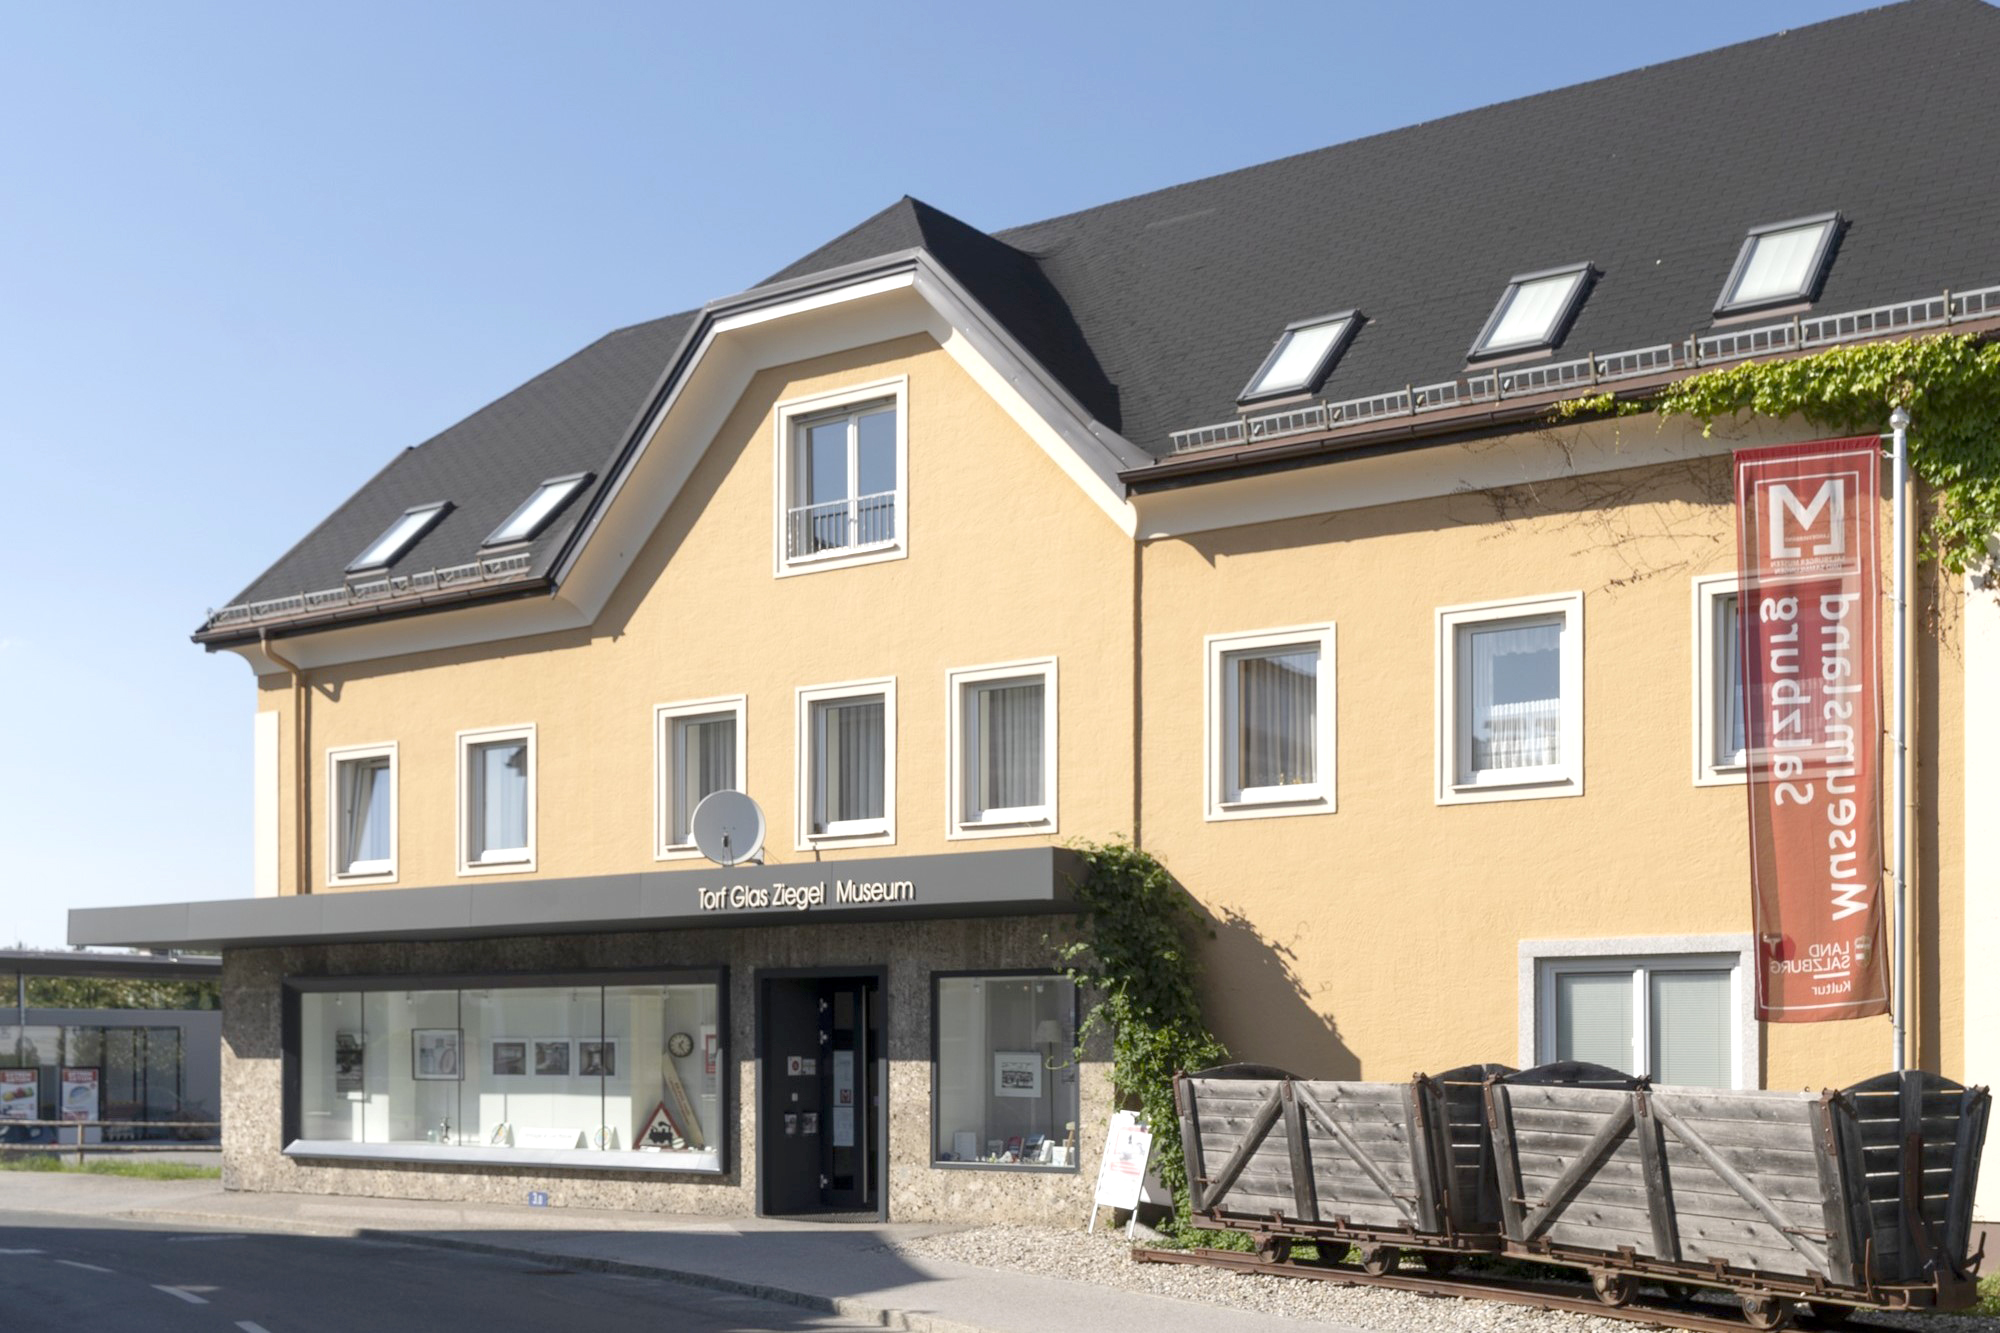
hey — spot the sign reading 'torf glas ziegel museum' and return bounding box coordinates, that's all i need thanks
[1734,436,1888,1022]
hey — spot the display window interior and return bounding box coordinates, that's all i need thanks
[933,974,1078,1169]
[293,974,725,1173]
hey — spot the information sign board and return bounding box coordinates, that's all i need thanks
[0,1070,35,1122]
[1089,1110,1163,1236]
[59,1068,99,1123]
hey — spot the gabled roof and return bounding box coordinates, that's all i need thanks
[204,0,2000,640]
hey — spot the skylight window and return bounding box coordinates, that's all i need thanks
[1716,213,1840,314]
[483,472,592,547]
[1470,264,1593,358]
[1238,312,1358,404]
[347,502,451,574]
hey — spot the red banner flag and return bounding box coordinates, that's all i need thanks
[1735,436,1888,1023]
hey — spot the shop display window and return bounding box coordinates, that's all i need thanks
[931,973,1078,1170]
[291,970,725,1173]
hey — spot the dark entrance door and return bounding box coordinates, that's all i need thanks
[757,971,883,1217]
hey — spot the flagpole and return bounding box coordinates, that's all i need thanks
[1889,404,1911,1074]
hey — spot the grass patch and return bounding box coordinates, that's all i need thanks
[1955,1272,2000,1317]
[0,1155,219,1180]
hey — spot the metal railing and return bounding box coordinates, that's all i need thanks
[1167,283,2000,455]
[785,491,897,559]
[2,1119,221,1167]
[206,551,536,632]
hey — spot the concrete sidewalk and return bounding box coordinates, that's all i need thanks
[0,1174,1358,1333]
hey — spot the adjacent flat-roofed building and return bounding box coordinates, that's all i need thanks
[73,0,2000,1222]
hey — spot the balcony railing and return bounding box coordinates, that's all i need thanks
[786,490,897,559]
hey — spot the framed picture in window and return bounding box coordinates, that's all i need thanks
[993,1051,1042,1098]
[490,1038,527,1077]
[412,1029,462,1081]
[533,1038,572,1077]
[334,1031,364,1095]
[578,1039,617,1077]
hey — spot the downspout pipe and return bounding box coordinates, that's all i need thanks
[259,630,311,897]
[1888,405,1911,1073]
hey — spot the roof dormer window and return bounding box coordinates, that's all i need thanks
[347,502,451,574]
[1715,213,1840,315]
[1470,264,1593,359]
[1237,312,1358,405]
[483,473,592,547]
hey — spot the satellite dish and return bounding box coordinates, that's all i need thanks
[691,790,765,867]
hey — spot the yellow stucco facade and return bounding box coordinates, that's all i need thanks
[244,327,1966,1103]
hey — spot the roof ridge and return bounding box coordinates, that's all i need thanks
[993,0,1945,241]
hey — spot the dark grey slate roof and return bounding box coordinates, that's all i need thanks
[209,0,2000,633]
[223,312,695,611]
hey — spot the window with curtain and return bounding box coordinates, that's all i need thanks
[1715,592,1747,767]
[1207,626,1334,818]
[1543,958,1737,1086]
[1228,646,1317,796]
[666,709,738,848]
[334,751,393,876]
[1460,617,1562,776]
[463,730,532,867]
[952,664,1054,832]
[812,695,886,835]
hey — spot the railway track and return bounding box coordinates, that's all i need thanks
[1130,1246,1884,1331]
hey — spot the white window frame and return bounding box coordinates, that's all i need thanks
[326,742,397,884]
[1204,624,1336,821]
[772,377,909,579]
[795,678,896,849]
[456,723,537,875]
[1435,592,1583,805]
[1519,935,1758,1090]
[654,695,748,860]
[946,658,1058,840]
[1691,572,1747,787]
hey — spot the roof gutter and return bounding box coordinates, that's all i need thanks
[195,574,554,651]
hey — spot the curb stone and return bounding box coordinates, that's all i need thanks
[113,1206,993,1333]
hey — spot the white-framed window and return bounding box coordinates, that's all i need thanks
[947,659,1057,839]
[457,724,536,874]
[1204,625,1335,820]
[327,742,397,883]
[654,696,747,860]
[1691,573,1748,786]
[795,679,896,848]
[1520,937,1756,1089]
[1436,592,1583,804]
[773,377,907,577]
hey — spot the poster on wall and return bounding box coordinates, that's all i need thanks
[412,1029,463,1081]
[533,1039,572,1077]
[59,1069,100,1123]
[993,1051,1042,1098]
[578,1040,617,1077]
[0,1070,37,1122]
[490,1039,527,1077]
[335,1031,364,1095]
[1734,436,1889,1022]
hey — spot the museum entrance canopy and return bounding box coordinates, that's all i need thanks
[68,847,1086,952]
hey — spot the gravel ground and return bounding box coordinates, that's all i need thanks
[890,1224,1999,1333]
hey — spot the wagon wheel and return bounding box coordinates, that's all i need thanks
[1417,1251,1455,1278]
[1590,1271,1636,1307]
[1739,1294,1795,1330]
[1800,1302,1854,1326]
[1358,1245,1402,1276]
[1256,1237,1293,1264]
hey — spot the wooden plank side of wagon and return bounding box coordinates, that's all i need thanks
[1297,1082,1420,1230]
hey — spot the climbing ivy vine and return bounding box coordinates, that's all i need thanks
[1554,332,2000,573]
[1055,840,1226,1221]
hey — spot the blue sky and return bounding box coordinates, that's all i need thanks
[0,0,1887,949]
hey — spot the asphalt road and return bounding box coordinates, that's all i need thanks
[0,1209,878,1332]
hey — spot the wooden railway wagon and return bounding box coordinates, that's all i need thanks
[1175,1062,1988,1327]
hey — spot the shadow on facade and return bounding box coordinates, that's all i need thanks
[1198,903,1359,1080]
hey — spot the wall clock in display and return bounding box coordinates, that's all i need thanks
[667,1032,694,1058]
